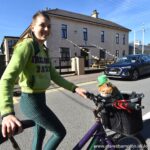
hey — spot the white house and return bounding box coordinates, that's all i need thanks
[2,9,131,68]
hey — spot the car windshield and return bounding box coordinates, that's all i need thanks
[116,56,138,63]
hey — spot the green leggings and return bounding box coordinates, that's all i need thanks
[20,92,66,150]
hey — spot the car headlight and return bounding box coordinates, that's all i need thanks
[121,66,132,69]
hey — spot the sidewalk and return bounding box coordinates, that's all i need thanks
[63,72,102,84]
[48,71,104,90]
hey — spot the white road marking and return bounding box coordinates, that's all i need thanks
[47,81,97,93]
[143,112,150,120]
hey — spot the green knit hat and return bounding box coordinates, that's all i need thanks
[97,75,108,86]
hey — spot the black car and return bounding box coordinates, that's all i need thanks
[104,54,150,80]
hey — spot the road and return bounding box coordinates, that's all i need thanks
[0,76,150,150]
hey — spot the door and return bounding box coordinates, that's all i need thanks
[81,48,89,67]
[140,55,150,74]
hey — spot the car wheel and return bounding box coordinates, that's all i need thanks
[131,70,139,80]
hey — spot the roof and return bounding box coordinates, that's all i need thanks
[3,36,19,39]
[21,8,131,37]
[0,36,20,51]
[47,8,131,32]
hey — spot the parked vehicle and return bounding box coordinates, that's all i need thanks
[104,54,150,80]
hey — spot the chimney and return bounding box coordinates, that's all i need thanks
[91,10,99,18]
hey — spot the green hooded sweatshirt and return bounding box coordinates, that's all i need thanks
[0,38,76,116]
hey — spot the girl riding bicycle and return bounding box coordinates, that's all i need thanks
[0,11,87,150]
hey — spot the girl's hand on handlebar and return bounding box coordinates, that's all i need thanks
[2,114,22,138]
[75,87,87,99]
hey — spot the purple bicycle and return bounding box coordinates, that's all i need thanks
[73,92,147,150]
[0,92,148,150]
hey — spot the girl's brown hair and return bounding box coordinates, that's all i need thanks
[14,11,50,47]
[32,11,50,23]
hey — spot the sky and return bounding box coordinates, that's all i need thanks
[0,0,150,46]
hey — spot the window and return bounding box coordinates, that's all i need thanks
[60,48,70,61]
[123,34,125,45]
[115,50,119,57]
[83,28,88,41]
[61,24,67,39]
[122,50,125,56]
[100,49,106,59]
[8,40,13,48]
[141,55,150,62]
[8,40,17,48]
[101,31,104,42]
[116,33,119,44]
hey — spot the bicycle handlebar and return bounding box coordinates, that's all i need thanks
[85,92,144,111]
[0,120,35,144]
[85,92,106,103]
[20,120,35,129]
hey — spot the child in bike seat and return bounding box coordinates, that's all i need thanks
[97,74,123,101]
[93,75,123,121]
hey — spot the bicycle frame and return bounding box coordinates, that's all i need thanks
[73,121,115,150]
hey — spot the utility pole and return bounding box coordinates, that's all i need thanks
[134,25,145,55]
[142,25,145,54]
[133,30,136,54]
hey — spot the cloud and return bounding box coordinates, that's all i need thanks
[106,0,135,18]
[104,0,150,30]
